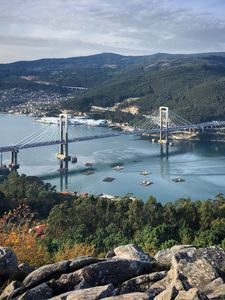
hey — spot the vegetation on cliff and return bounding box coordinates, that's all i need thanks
[0,173,224,268]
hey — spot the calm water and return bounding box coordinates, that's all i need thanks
[0,113,225,203]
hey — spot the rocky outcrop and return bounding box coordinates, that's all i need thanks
[0,247,18,281]
[49,284,116,300]
[0,244,225,300]
[154,245,196,267]
[120,271,167,293]
[0,281,21,300]
[113,244,155,263]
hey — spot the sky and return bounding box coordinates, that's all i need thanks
[1,0,225,63]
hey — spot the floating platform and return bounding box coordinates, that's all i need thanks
[140,171,151,176]
[82,170,95,176]
[112,165,124,171]
[172,177,185,183]
[140,180,153,186]
[102,177,115,182]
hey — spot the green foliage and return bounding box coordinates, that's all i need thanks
[46,193,225,255]
[0,173,224,257]
[0,172,66,217]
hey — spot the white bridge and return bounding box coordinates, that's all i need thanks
[0,107,225,171]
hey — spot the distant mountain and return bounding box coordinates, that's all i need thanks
[1,52,225,122]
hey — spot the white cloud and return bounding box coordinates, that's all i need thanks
[0,0,225,62]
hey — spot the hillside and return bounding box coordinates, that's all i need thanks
[1,52,225,121]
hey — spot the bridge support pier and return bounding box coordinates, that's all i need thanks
[57,114,71,171]
[159,106,169,144]
[9,149,20,171]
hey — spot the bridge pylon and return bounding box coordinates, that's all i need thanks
[9,149,20,171]
[159,106,169,144]
[56,114,71,170]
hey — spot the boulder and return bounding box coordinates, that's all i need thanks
[0,280,22,300]
[193,247,225,274]
[101,292,150,300]
[207,284,225,300]
[172,252,219,291]
[175,288,209,300]
[202,278,224,295]
[113,244,155,262]
[152,251,219,295]
[105,251,115,259]
[49,284,116,300]
[146,288,164,299]
[10,261,70,299]
[154,245,196,267]
[56,259,153,292]
[23,260,70,289]
[0,247,18,279]
[68,256,100,272]
[17,283,53,300]
[154,286,179,300]
[16,262,33,281]
[120,271,167,293]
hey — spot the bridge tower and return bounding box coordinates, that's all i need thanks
[56,114,71,170]
[159,106,169,144]
[9,149,20,170]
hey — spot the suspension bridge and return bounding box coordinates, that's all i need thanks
[1,107,225,171]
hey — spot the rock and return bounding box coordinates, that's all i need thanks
[194,247,225,274]
[68,256,100,272]
[152,250,219,296]
[23,260,70,289]
[105,251,115,259]
[202,278,224,295]
[146,288,164,299]
[101,292,150,300]
[113,244,155,262]
[151,266,191,292]
[16,262,33,281]
[120,271,167,293]
[154,245,196,267]
[172,252,219,292]
[175,288,209,300]
[154,286,179,300]
[0,247,18,279]
[0,280,22,300]
[49,284,116,300]
[17,283,53,300]
[57,259,153,292]
[207,284,225,300]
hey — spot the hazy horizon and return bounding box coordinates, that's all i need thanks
[2,50,225,65]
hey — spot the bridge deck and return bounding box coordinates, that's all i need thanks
[0,121,225,153]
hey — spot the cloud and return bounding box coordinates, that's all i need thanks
[0,0,225,62]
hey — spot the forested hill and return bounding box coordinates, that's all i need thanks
[1,52,225,122]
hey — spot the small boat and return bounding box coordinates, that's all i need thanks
[84,162,93,167]
[140,170,151,176]
[112,165,124,171]
[172,177,185,183]
[140,180,153,186]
